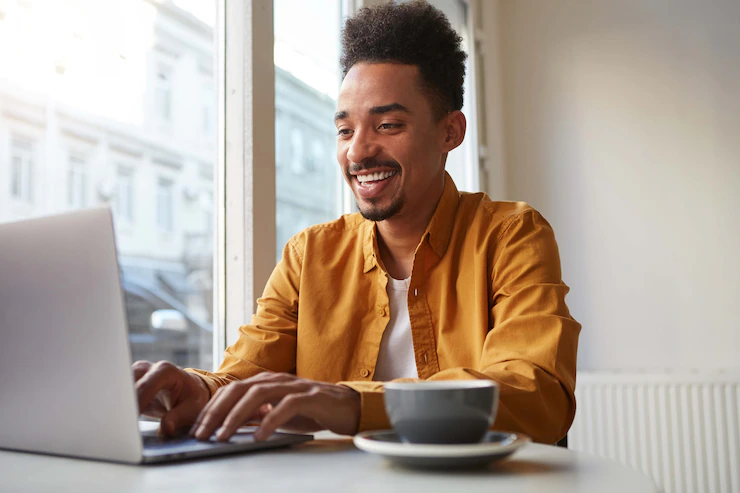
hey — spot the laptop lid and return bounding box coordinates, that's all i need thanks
[0,208,143,463]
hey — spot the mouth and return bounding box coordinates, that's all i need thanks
[353,169,398,185]
[350,169,399,200]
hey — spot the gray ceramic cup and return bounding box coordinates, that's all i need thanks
[383,380,499,444]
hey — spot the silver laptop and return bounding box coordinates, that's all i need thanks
[0,207,312,464]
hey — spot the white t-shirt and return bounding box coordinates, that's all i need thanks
[373,275,419,381]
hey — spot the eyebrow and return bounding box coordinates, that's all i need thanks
[334,103,411,123]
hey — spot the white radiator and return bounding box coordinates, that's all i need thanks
[569,371,740,493]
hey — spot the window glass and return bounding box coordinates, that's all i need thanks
[274,0,345,261]
[156,177,174,232]
[115,167,134,224]
[0,0,218,369]
[10,138,35,203]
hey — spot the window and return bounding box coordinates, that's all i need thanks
[0,0,218,370]
[203,82,214,137]
[10,138,34,203]
[289,127,304,174]
[155,64,173,123]
[156,177,174,232]
[67,154,87,209]
[308,139,324,172]
[116,167,134,224]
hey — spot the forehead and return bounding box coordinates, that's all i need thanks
[337,62,430,116]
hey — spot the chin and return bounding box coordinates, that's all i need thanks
[357,199,403,222]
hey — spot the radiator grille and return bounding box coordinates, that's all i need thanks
[570,372,740,493]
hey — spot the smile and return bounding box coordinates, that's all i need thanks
[355,170,398,184]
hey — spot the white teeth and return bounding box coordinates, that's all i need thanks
[356,170,396,184]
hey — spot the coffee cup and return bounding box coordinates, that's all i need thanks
[383,380,499,444]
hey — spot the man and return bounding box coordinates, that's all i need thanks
[134,1,580,445]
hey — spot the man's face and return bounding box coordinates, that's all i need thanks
[335,63,449,222]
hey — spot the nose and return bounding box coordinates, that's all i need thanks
[346,127,380,165]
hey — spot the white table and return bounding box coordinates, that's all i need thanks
[0,432,660,493]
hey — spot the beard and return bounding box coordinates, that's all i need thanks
[357,194,404,222]
[346,158,404,222]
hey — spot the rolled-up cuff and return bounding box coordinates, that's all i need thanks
[338,381,391,433]
[184,368,220,398]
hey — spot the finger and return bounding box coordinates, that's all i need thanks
[190,382,253,440]
[160,401,202,437]
[257,403,274,419]
[254,391,318,441]
[132,360,152,382]
[214,381,312,441]
[189,372,295,438]
[140,397,168,419]
[135,361,181,415]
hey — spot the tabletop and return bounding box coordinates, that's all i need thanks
[0,431,660,493]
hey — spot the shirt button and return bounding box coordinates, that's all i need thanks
[360,369,370,378]
[378,307,386,316]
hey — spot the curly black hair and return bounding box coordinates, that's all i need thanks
[340,0,467,120]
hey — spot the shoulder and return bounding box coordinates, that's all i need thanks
[457,192,545,238]
[285,213,366,259]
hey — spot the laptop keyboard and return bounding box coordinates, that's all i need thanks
[142,431,257,450]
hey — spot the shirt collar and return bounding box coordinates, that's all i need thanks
[362,172,459,273]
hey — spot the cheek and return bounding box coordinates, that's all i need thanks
[336,144,346,166]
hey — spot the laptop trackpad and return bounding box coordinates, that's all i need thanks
[142,431,256,455]
[140,425,312,460]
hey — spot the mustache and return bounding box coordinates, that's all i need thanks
[347,158,401,175]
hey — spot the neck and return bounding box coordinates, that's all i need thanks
[375,174,445,280]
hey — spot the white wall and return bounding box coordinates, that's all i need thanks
[484,0,740,371]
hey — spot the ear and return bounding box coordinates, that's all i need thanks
[440,110,466,153]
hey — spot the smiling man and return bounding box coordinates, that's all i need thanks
[134,0,580,445]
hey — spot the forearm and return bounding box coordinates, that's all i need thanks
[340,361,574,444]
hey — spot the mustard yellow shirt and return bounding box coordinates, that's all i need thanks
[189,173,580,444]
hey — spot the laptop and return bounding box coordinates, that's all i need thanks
[0,207,312,464]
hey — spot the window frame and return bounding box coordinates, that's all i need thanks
[218,0,277,360]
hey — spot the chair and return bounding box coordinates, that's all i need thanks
[556,434,568,448]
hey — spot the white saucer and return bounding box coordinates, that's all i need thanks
[353,430,530,469]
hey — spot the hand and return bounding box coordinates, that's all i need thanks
[133,360,211,437]
[189,372,360,442]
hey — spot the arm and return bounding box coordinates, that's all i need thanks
[341,209,580,444]
[182,237,362,441]
[185,239,303,395]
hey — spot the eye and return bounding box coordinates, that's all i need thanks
[337,128,353,138]
[379,123,401,130]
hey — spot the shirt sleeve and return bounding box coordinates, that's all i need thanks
[185,239,303,397]
[341,209,581,445]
